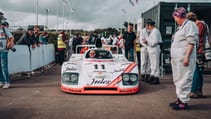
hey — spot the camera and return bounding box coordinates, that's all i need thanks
[10,47,16,52]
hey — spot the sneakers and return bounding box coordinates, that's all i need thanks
[146,76,154,83]
[149,77,160,85]
[190,92,199,99]
[190,90,206,99]
[170,99,189,110]
[2,83,10,89]
[169,99,181,107]
[0,82,4,88]
[172,102,189,110]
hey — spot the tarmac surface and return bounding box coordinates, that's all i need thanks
[0,64,211,119]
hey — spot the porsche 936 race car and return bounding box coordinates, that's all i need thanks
[61,44,140,94]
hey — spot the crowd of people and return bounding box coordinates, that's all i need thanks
[0,12,50,89]
[67,31,126,55]
[16,25,49,49]
[0,7,211,111]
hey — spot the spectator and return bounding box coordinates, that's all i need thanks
[119,34,125,54]
[112,33,119,53]
[170,7,198,110]
[68,34,73,51]
[82,36,89,45]
[144,19,162,85]
[39,31,48,44]
[187,12,208,98]
[107,35,113,45]
[135,36,141,73]
[123,24,136,62]
[101,35,106,44]
[112,34,119,46]
[72,33,83,53]
[0,12,15,89]
[88,33,97,45]
[139,23,151,82]
[57,31,67,65]
[17,27,36,48]
[33,25,40,47]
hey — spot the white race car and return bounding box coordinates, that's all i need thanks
[61,43,140,94]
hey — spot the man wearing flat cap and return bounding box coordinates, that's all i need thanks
[0,11,14,89]
[141,19,162,85]
[146,19,155,26]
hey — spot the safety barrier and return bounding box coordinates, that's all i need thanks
[8,44,55,74]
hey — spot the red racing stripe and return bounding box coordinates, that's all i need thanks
[107,63,137,86]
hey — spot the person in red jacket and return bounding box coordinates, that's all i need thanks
[187,12,209,98]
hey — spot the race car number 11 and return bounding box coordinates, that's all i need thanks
[94,64,105,69]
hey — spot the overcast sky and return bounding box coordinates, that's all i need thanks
[0,0,211,30]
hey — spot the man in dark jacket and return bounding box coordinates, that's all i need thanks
[16,27,36,48]
[72,33,83,53]
[123,24,136,62]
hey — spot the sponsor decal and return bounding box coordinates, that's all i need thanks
[65,63,77,65]
[64,66,77,72]
[87,78,111,85]
[114,68,124,72]
[121,63,131,66]
[66,66,77,71]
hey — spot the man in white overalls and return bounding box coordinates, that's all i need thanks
[139,21,151,82]
[141,19,162,84]
[170,7,198,110]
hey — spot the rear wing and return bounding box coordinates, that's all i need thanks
[75,45,119,54]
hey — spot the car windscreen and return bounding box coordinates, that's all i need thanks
[86,50,113,59]
[97,50,113,59]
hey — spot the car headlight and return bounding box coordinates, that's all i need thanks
[122,74,130,81]
[70,74,78,82]
[122,73,138,86]
[63,73,70,81]
[130,74,137,82]
[62,73,79,85]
